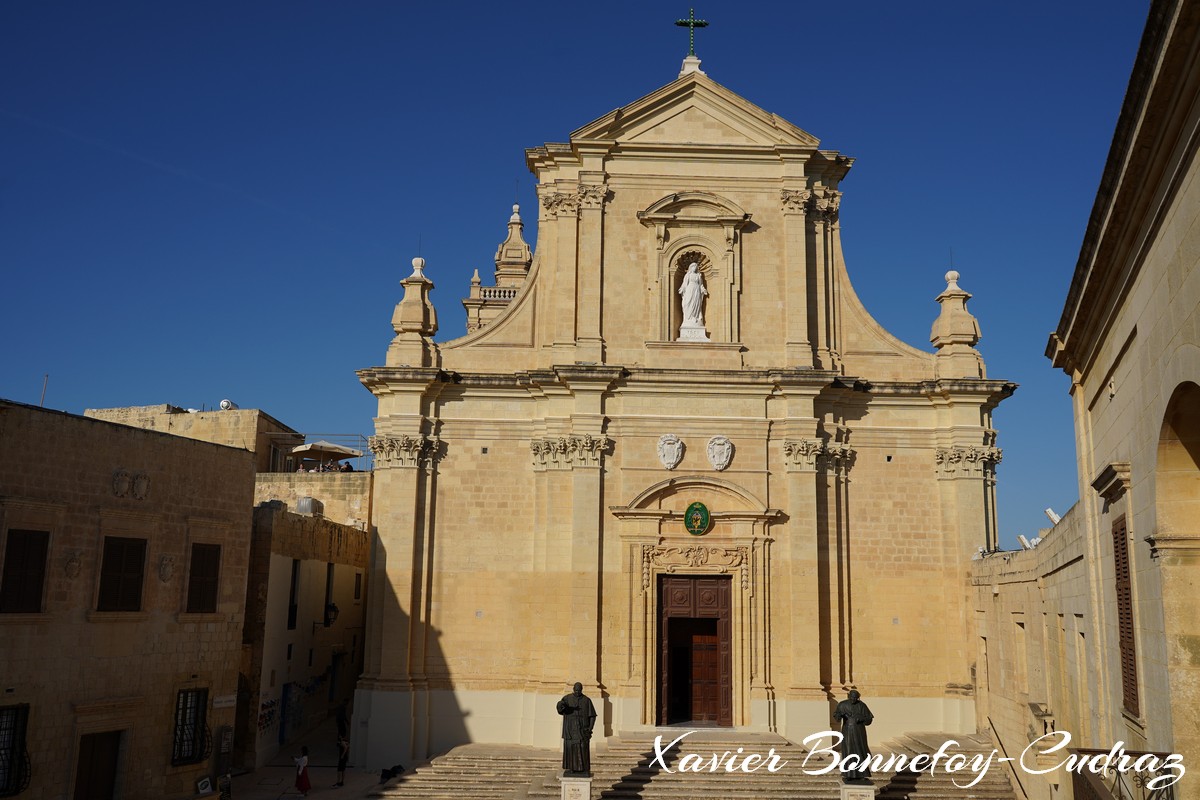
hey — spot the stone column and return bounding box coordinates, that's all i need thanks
[575,181,608,363]
[822,439,856,686]
[781,189,813,366]
[807,189,840,370]
[542,189,581,360]
[1150,533,1200,799]
[783,437,826,696]
[361,429,440,764]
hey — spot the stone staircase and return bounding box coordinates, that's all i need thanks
[529,730,841,799]
[366,730,1018,800]
[367,743,559,799]
[871,733,1018,800]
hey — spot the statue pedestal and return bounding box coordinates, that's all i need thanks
[677,323,710,342]
[560,774,591,800]
[840,783,878,800]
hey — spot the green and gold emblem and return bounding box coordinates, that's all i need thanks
[684,501,711,536]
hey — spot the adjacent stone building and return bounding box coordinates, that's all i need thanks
[354,56,1014,767]
[974,2,1200,798]
[0,399,254,799]
[85,404,303,473]
[78,403,374,772]
[236,502,369,769]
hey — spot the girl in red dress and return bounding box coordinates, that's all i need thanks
[294,745,312,796]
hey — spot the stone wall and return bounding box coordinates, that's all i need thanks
[0,400,255,799]
[253,472,372,529]
[970,506,1099,798]
[85,404,302,473]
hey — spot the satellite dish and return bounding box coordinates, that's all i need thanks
[219,399,239,410]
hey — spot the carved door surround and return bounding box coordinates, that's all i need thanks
[659,575,732,725]
[638,192,750,343]
[611,475,781,729]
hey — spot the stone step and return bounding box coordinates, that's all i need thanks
[369,731,1018,800]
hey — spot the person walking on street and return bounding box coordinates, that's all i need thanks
[333,735,350,787]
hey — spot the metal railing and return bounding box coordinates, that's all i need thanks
[1071,749,1178,800]
[264,432,373,472]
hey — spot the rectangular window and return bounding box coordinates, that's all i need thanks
[287,559,299,630]
[353,572,362,601]
[0,530,49,613]
[323,563,334,626]
[97,537,146,612]
[171,689,210,766]
[1113,516,1139,716]
[0,704,30,797]
[186,543,221,614]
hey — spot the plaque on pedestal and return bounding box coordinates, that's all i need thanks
[840,783,877,800]
[561,774,591,800]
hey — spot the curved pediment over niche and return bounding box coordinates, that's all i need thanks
[612,474,770,516]
[638,191,749,225]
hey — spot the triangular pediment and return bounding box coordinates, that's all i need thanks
[571,72,819,148]
[628,105,757,145]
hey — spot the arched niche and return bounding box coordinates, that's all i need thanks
[638,192,750,343]
[1151,380,1200,768]
[1155,381,1200,543]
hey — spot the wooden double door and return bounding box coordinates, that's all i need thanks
[74,730,121,800]
[658,575,732,726]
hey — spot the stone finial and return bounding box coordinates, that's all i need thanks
[387,256,440,366]
[494,203,533,286]
[931,271,984,378]
[391,256,438,337]
[679,55,705,78]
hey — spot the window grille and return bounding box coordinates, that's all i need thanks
[0,704,31,797]
[171,689,211,766]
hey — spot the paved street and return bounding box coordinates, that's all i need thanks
[231,716,388,799]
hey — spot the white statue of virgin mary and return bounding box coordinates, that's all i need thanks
[678,262,709,341]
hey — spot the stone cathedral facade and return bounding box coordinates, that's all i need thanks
[353,61,1014,766]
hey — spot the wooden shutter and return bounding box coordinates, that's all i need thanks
[186,544,221,614]
[97,537,146,612]
[1112,516,1139,716]
[0,530,49,613]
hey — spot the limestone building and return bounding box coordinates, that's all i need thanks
[85,403,304,474]
[78,403,374,772]
[0,399,254,799]
[975,1,1200,797]
[356,56,1014,766]
[236,501,369,769]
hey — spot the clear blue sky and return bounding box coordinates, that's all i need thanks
[1,1,1149,547]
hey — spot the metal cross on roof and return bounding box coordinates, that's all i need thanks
[675,8,709,58]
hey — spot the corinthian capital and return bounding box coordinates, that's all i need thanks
[818,443,856,475]
[780,189,811,214]
[935,445,1002,477]
[530,434,613,470]
[577,183,609,209]
[369,434,441,469]
[807,188,842,223]
[782,438,823,470]
[541,192,580,218]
